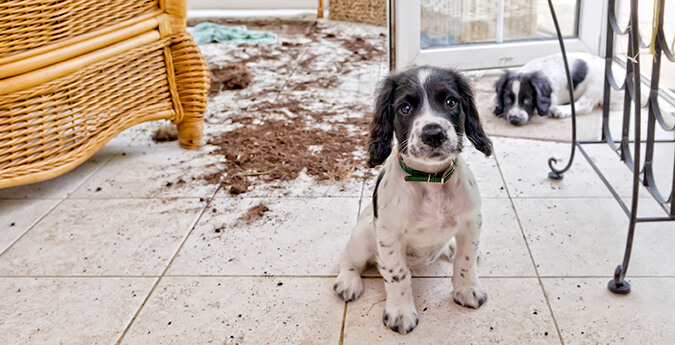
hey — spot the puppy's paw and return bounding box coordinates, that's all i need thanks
[550,106,571,119]
[383,300,418,335]
[453,284,487,309]
[333,270,364,302]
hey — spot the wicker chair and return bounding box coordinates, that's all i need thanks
[0,0,209,189]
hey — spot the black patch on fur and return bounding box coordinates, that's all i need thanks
[522,72,552,117]
[392,272,406,282]
[495,71,552,123]
[373,169,385,218]
[570,59,588,90]
[493,70,512,118]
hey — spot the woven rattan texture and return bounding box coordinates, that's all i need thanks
[171,38,209,149]
[329,0,386,27]
[0,0,159,59]
[0,34,206,180]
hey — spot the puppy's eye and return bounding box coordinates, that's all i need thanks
[445,97,457,109]
[522,98,531,105]
[398,103,411,115]
[505,95,513,104]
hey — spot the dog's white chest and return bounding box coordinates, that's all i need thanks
[404,184,467,255]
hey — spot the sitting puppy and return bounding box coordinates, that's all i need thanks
[333,66,493,335]
[494,52,623,126]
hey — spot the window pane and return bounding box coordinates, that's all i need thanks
[420,0,578,50]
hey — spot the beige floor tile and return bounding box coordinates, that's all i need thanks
[0,199,59,253]
[361,198,536,278]
[70,145,221,199]
[166,197,360,276]
[0,277,155,345]
[494,137,615,198]
[240,171,365,198]
[343,278,559,344]
[543,277,675,345]
[0,198,205,276]
[514,197,675,277]
[0,145,120,200]
[578,141,673,200]
[120,277,344,345]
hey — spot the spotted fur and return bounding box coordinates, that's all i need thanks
[334,66,490,335]
[494,52,624,126]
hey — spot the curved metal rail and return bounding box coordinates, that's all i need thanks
[547,0,675,294]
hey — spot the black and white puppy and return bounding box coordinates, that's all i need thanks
[494,52,622,126]
[333,66,492,335]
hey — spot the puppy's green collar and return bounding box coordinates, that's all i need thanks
[397,153,457,183]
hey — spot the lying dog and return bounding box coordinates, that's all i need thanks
[494,52,622,125]
[333,66,493,334]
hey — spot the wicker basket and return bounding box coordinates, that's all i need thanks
[329,0,387,27]
[421,0,538,43]
[0,0,209,189]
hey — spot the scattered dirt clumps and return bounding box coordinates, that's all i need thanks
[207,117,369,194]
[190,19,385,193]
[152,124,178,142]
[238,202,270,222]
[209,62,252,94]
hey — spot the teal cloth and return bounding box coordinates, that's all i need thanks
[187,22,277,45]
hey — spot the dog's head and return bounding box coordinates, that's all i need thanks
[494,71,552,126]
[367,66,492,169]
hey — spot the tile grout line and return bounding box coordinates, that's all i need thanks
[3,274,674,279]
[493,150,566,345]
[338,302,348,345]
[56,195,365,200]
[0,152,119,258]
[340,173,365,344]
[113,184,223,345]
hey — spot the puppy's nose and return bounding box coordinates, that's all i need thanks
[421,124,446,148]
[509,117,524,126]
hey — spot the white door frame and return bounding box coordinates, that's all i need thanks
[389,0,608,71]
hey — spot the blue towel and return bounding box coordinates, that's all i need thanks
[187,22,277,45]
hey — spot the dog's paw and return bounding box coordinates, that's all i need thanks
[383,300,418,335]
[453,284,487,309]
[550,106,571,119]
[333,270,364,302]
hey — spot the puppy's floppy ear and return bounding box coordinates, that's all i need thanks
[530,72,552,116]
[493,70,511,117]
[367,74,397,168]
[457,73,493,157]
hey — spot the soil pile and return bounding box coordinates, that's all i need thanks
[194,19,385,194]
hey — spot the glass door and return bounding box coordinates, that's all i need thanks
[390,0,606,71]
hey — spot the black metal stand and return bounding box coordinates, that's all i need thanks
[546,0,675,294]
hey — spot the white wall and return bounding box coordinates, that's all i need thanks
[188,0,328,10]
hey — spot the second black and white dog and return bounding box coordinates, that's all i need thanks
[494,52,622,126]
[333,66,492,335]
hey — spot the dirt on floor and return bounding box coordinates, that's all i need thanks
[191,19,385,194]
[238,202,270,222]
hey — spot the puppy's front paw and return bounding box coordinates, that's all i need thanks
[453,284,487,309]
[383,300,418,335]
[333,270,364,302]
[550,106,571,119]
